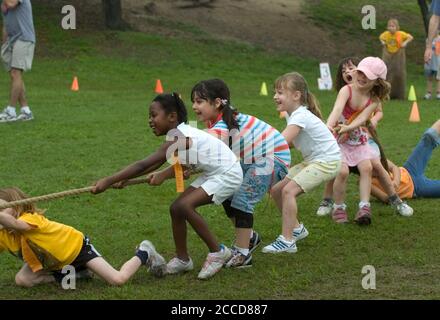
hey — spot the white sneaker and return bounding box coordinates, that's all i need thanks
[16,111,33,121]
[137,240,167,278]
[262,235,297,253]
[393,201,414,217]
[166,257,194,274]
[424,93,432,100]
[316,199,334,216]
[197,245,232,280]
[0,108,17,123]
[293,223,309,241]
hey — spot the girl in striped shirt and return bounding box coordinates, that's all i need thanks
[191,79,291,267]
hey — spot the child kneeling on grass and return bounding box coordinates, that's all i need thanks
[0,187,166,287]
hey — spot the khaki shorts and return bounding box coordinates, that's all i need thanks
[287,160,341,193]
[1,40,35,72]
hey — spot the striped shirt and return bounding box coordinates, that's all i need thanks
[208,113,291,167]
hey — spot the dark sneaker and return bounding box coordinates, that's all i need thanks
[355,206,372,226]
[225,248,252,268]
[248,231,261,253]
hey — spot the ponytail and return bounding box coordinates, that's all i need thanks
[306,91,323,120]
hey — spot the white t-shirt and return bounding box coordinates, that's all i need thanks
[170,123,238,176]
[287,106,340,163]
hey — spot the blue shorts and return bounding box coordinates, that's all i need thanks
[424,69,437,78]
[229,159,288,214]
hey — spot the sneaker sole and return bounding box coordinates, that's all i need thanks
[355,216,371,225]
[262,247,297,254]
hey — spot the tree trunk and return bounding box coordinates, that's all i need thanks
[418,0,430,36]
[102,0,127,30]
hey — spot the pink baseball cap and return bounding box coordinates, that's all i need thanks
[356,57,387,80]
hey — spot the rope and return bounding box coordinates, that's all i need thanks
[0,178,149,210]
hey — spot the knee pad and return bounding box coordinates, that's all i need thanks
[234,210,254,228]
[222,200,236,218]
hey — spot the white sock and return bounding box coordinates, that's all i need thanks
[6,106,16,116]
[235,246,249,256]
[21,106,31,114]
[359,201,370,209]
[334,203,347,210]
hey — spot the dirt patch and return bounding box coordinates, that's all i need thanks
[36,0,364,62]
[121,0,363,62]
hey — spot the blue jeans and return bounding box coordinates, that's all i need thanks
[403,128,440,198]
[230,159,288,213]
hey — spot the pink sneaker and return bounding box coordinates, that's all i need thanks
[332,207,348,223]
[355,206,372,225]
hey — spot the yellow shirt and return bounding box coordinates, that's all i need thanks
[380,31,411,53]
[0,229,21,257]
[372,167,414,199]
[19,213,84,271]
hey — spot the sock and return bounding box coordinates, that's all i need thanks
[334,203,347,210]
[293,224,303,232]
[323,197,333,203]
[6,106,16,116]
[235,246,249,256]
[249,230,255,240]
[388,194,402,205]
[359,201,371,209]
[135,250,149,265]
[21,106,31,114]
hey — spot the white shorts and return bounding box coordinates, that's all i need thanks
[191,162,243,205]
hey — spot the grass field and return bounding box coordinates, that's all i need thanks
[1,2,440,300]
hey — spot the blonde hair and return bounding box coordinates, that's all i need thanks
[0,187,44,216]
[387,18,400,30]
[275,72,323,119]
[370,78,391,102]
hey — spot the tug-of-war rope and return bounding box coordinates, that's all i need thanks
[0,178,150,210]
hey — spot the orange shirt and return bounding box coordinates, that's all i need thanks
[372,167,414,199]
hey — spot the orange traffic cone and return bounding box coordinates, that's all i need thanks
[409,101,420,122]
[71,76,79,91]
[155,79,163,94]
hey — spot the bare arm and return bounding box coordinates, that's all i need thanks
[370,103,383,129]
[327,86,350,129]
[0,212,31,231]
[401,34,414,48]
[92,141,174,194]
[281,124,301,148]
[147,165,176,186]
[426,14,440,62]
[338,101,379,134]
[4,0,19,9]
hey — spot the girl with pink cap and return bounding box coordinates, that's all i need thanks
[327,56,392,225]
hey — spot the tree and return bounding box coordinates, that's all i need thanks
[418,0,431,36]
[102,0,128,30]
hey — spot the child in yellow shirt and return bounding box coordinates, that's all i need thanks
[0,187,166,287]
[379,18,414,99]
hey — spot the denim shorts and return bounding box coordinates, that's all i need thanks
[229,159,288,214]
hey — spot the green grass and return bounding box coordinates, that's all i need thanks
[303,0,427,62]
[1,3,440,300]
